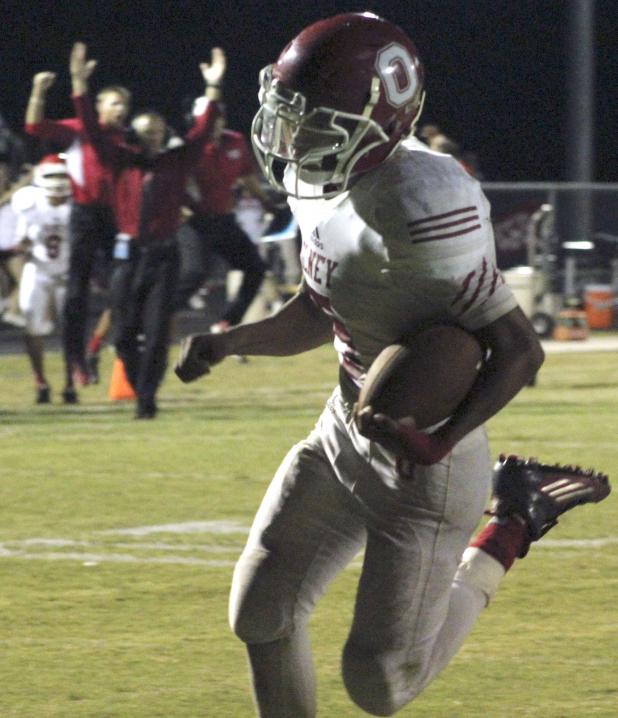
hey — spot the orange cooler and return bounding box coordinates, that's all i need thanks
[584,284,614,329]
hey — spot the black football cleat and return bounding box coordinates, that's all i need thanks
[36,385,51,404]
[490,454,611,545]
[62,387,79,405]
[135,398,157,419]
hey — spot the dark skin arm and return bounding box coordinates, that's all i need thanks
[175,290,333,382]
[356,306,545,465]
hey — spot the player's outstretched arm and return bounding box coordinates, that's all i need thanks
[175,290,332,383]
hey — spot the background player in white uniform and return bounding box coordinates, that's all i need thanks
[12,155,72,403]
[175,14,610,717]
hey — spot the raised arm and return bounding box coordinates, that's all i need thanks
[69,42,129,166]
[183,48,227,148]
[201,47,226,103]
[24,71,79,145]
[25,72,57,126]
[69,42,97,97]
[69,42,104,149]
[175,289,333,383]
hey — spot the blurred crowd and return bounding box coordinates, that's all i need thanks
[1,46,479,417]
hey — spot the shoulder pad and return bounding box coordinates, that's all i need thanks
[11,185,39,213]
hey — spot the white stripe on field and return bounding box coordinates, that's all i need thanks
[1,538,241,553]
[533,536,618,549]
[100,520,249,536]
[1,527,616,568]
[0,550,236,567]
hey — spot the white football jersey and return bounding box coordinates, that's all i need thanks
[288,137,517,385]
[12,186,71,277]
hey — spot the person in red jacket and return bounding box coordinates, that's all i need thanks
[70,42,224,418]
[25,70,130,402]
[174,107,276,331]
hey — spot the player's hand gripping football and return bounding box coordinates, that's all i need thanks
[174,332,227,383]
[355,405,455,473]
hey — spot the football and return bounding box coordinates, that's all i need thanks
[356,325,483,429]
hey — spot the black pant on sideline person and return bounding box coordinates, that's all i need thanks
[63,202,116,381]
[110,240,179,418]
[174,213,266,327]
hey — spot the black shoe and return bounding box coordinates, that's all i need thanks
[490,455,611,548]
[135,400,157,419]
[62,387,79,404]
[86,353,100,384]
[36,385,50,404]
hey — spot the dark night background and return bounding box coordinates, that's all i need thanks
[1,0,617,182]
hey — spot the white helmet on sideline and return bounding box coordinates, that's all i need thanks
[34,154,72,199]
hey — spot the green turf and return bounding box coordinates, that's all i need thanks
[1,342,616,717]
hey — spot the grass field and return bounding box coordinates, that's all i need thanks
[1,341,617,718]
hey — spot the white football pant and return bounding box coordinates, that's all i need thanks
[229,387,498,717]
[19,263,66,336]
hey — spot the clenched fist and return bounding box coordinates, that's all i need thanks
[32,72,57,93]
[174,332,227,383]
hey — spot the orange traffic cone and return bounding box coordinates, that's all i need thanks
[108,357,137,401]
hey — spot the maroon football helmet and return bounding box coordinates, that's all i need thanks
[252,12,425,198]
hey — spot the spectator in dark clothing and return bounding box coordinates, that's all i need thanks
[70,42,225,418]
[174,107,279,332]
[25,69,130,400]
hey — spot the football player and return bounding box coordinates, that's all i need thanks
[11,155,73,403]
[175,13,610,716]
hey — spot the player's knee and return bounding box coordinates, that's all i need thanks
[229,560,295,645]
[342,640,421,716]
[229,592,294,645]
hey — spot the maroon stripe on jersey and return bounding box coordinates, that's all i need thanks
[411,223,482,244]
[342,355,364,379]
[307,286,334,316]
[451,270,476,306]
[407,206,477,228]
[333,320,352,343]
[458,258,488,315]
[488,266,502,296]
[408,213,480,237]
